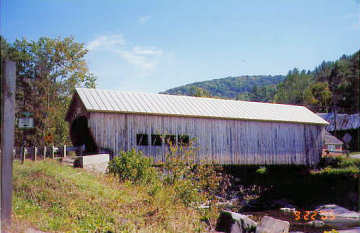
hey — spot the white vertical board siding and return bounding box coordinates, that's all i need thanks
[87,112,324,166]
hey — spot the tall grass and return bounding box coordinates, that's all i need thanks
[11,160,209,233]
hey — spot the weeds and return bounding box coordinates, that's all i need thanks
[12,160,207,233]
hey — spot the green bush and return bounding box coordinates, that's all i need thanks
[311,166,360,176]
[107,149,157,184]
[338,157,360,168]
[256,166,267,175]
[160,139,223,205]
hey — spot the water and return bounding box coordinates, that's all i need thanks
[242,209,360,233]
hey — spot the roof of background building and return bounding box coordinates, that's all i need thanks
[71,88,328,125]
[317,113,360,131]
[324,131,344,145]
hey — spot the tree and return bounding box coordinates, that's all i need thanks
[189,86,210,97]
[304,82,332,112]
[1,36,96,146]
[274,68,313,105]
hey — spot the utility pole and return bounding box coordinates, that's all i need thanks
[1,60,16,229]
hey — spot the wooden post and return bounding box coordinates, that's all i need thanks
[43,146,47,160]
[358,176,360,211]
[21,146,25,164]
[34,146,37,161]
[63,145,66,158]
[1,60,16,227]
[52,146,55,159]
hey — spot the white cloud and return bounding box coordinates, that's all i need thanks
[133,46,163,55]
[87,34,125,50]
[86,34,163,72]
[138,16,151,24]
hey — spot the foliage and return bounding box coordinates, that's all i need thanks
[107,149,157,184]
[162,75,285,100]
[188,86,211,97]
[304,82,332,112]
[315,156,360,177]
[108,140,224,208]
[274,50,359,113]
[160,139,224,205]
[162,49,359,115]
[323,230,339,233]
[12,160,207,233]
[274,68,314,105]
[0,36,96,146]
[256,166,267,175]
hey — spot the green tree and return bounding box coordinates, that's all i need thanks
[304,82,332,112]
[1,36,96,146]
[274,68,313,105]
[189,86,210,97]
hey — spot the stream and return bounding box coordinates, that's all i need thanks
[242,209,360,232]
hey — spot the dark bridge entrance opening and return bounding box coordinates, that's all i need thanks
[70,116,98,154]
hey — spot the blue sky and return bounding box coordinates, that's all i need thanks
[2,0,360,93]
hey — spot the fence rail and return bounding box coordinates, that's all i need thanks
[9,145,85,163]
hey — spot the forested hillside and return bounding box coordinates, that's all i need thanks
[161,75,285,100]
[162,50,360,114]
[275,50,359,114]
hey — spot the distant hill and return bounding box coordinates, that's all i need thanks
[161,75,285,99]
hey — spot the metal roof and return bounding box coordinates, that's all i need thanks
[317,113,360,131]
[73,88,328,125]
[324,131,343,145]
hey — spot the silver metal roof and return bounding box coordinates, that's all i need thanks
[318,113,360,131]
[74,88,328,125]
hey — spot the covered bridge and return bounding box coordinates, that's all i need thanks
[66,88,328,166]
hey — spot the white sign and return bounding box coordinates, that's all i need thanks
[18,117,34,129]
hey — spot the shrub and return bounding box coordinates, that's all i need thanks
[256,166,267,175]
[107,149,157,184]
[160,139,224,205]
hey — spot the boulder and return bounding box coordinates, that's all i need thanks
[255,216,290,233]
[337,227,360,233]
[216,210,257,233]
[280,208,296,214]
[306,220,325,228]
[315,204,360,229]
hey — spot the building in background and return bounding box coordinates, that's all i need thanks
[323,131,344,156]
[318,113,360,152]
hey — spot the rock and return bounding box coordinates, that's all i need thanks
[337,227,360,233]
[306,220,325,228]
[216,200,234,208]
[280,208,296,214]
[255,216,290,233]
[216,210,257,233]
[316,204,360,219]
[315,204,360,229]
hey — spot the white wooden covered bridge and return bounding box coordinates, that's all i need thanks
[65,88,328,166]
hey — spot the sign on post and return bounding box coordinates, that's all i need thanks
[18,112,34,129]
[18,117,34,129]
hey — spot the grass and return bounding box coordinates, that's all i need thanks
[350,151,360,156]
[11,160,214,233]
[312,155,360,176]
